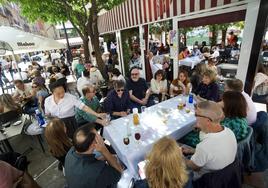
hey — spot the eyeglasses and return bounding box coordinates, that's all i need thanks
[116,89,125,92]
[131,73,139,76]
[195,113,212,122]
[32,86,37,88]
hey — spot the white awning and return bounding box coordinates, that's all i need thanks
[57,37,83,46]
[0,26,65,55]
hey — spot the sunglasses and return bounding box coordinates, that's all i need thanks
[195,113,212,122]
[32,86,37,88]
[116,89,125,92]
[131,73,139,76]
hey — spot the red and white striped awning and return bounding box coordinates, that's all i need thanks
[98,0,246,34]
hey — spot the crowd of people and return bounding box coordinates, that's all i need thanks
[0,40,267,188]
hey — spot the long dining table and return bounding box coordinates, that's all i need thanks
[103,96,196,180]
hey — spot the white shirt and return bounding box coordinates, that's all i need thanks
[242,91,257,125]
[55,72,65,79]
[14,84,32,97]
[44,93,85,118]
[112,74,126,83]
[90,68,104,85]
[150,79,167,94]
[191,127,237,180]
[77,77,93,96]
[150,59,162,76]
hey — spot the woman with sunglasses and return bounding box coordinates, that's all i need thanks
[31,81,49,111]
[104,80,131,119]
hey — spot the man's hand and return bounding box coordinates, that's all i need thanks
[94,133,107,154]
[120,111,128,117]
[181,146,195,155]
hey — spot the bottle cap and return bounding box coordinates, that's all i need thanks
[133,108,138,114]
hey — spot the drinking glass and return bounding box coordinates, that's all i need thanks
[141,106,146,113]
[106,114,111,125]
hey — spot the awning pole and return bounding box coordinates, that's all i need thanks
[11,50,23,80]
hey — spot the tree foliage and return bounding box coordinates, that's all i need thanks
[1,0,124,73]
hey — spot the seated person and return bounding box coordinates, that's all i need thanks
[64,124,123,188]
[75,59,85,78]
[170,70,191,97]
[90,66,104,87]
[127,67,154,111]
[183,101,237,180]
[77,70,93,96]
[150,70,168,102]
[13,79,38,114]
[104,80,130,119]
[202,46,211,59]
[223,79,257,125]
[252,64,268,104]
[75,85,106,127]
[134,137,191,188]
[51,66,65,80]
[221,91,248,141]
[32,70,45,86]
[111,68,126,83]
[0,161,40,188]
[191,46,202,57]
[0,94,21,114]
[45,118,72,166]
[194,69,220,102]
[207,58,218,75]
[179,47,189,60]
[31,82,49,110]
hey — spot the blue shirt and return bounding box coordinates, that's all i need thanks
[104,89,131,115]
[65,147,121,188]
[195,82,220,102]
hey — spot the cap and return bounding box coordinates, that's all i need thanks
[196,101,224,123]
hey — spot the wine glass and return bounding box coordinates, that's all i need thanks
[106,114,111,125]
[134,131,141,148]
[123,137,130,146]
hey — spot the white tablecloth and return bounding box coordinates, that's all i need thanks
[103,97,196,178]
[179,56,203,69]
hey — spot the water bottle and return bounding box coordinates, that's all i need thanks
[35,109,45,127]
[188,93,193,104]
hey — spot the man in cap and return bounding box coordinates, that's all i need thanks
[182,100,237,180]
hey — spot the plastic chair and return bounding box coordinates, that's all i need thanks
[236,126,254,172]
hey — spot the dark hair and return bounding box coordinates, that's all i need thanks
[113,80,125,89]
[225,79,243,92]
[73,124,96,153]
[83,70,90,77]
[52,66,59,73]
[154,70,165,80]
[49,77,67,92]
[130,66,140,73]
[14,80,23,85]
[112,68,121,77]
[222,91,247,118]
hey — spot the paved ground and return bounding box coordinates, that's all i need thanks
[4,131,268,188]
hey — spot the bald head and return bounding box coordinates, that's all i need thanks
[73,124,95,153]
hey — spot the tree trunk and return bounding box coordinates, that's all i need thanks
[222,29,227,44]
[82,37,90,64]
[91,35,105,74]
[210,25,217,46]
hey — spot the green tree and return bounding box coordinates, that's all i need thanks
[2,0,124,73]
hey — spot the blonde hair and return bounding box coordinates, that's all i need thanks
[203,69,217,82]
[146,137,188,188]
[45,118,72,158]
